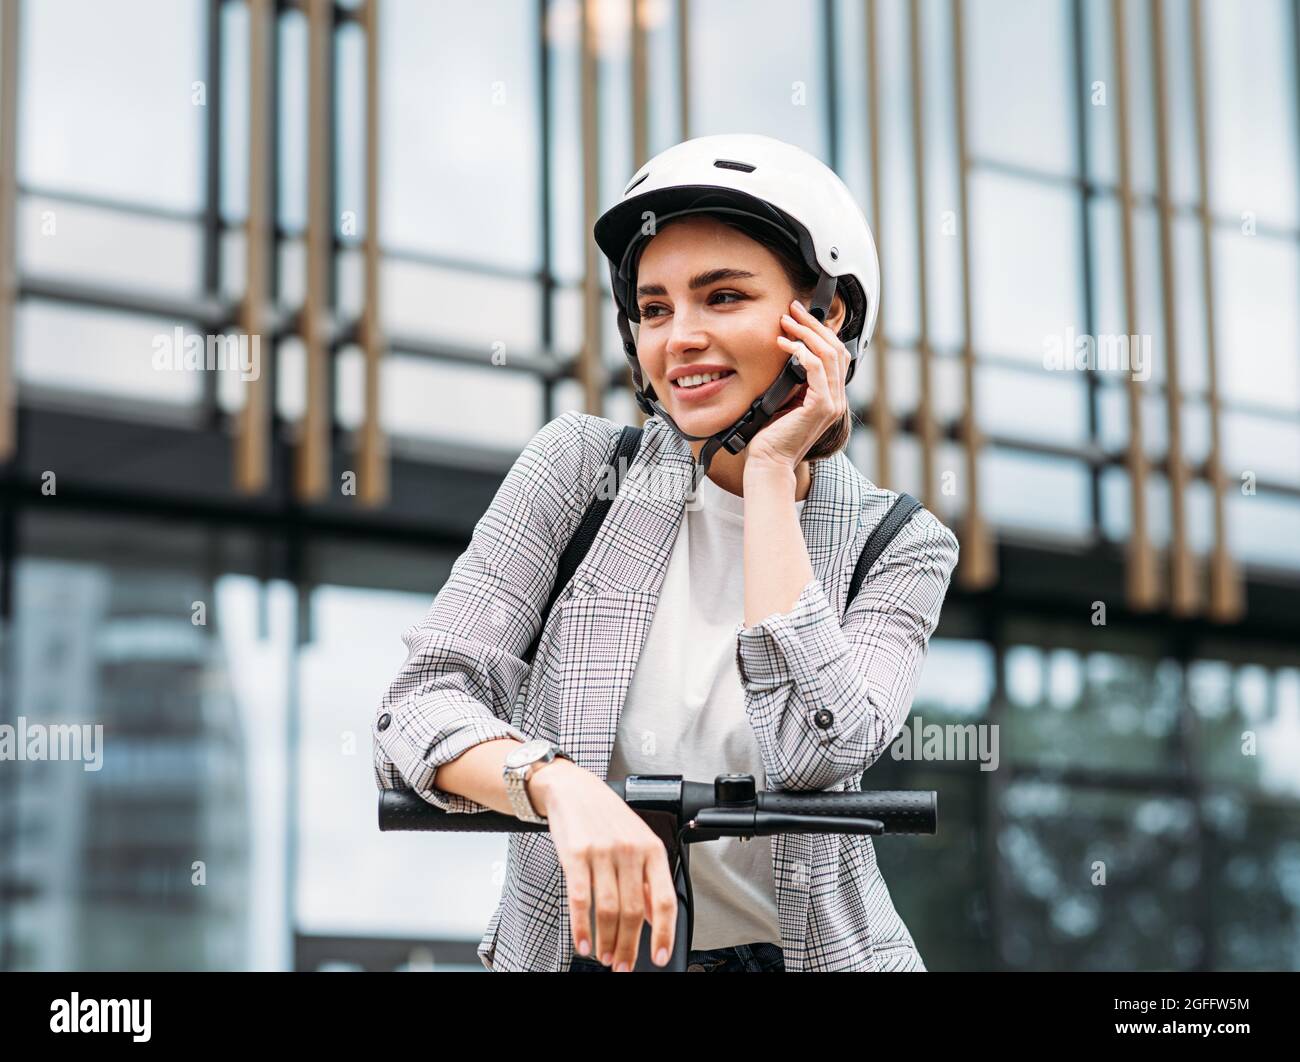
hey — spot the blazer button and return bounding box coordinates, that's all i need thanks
[813,708,834,729]
[377,713,391,731]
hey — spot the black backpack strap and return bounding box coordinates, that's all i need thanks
[846,492,923,614]
[522,424,644,665]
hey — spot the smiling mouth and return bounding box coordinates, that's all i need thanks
[671,370,736,390]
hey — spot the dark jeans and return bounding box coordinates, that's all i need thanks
[569,941,785,972]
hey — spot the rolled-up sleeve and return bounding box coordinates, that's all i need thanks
[373,410,593,813]
[732,509,959,792]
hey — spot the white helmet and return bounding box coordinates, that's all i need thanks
[594,133,880,479]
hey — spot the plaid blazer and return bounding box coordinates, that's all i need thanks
[373,410,959,972]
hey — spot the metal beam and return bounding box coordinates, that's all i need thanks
[1071,0,1104,543]
[5,403,1298,639]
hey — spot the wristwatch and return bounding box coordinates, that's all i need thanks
[503,739,573,823]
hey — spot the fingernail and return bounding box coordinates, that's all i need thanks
[615,961,629,972]
[656,948,668,965]
[577,939,590,956]
[793,300,805,312]
[602,952,613,966]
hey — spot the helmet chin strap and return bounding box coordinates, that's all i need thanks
[623,271,839,495]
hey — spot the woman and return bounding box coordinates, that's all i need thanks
[373,134,959,973]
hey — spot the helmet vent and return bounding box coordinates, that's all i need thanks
[713,158,756,173]
[624,171,650,194]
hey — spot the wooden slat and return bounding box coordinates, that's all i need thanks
[1110,0,1160,610]
[1188,0,1244,622]
[908,0,938,509]
[358,0,388,506]
[0,0,18,464]
[630,0,650,428]
[865,0,893,489]
[579,0,603,416]
[1149,0,1196,615]
[632,0,648,168]
[296,0,332,501]
[236,0,273,494]
[677,0,690,140]
[949,0,996,589]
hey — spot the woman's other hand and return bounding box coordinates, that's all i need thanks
[529,760,677,970]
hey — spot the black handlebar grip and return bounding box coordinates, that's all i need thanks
[378,789,546,833]
[756,789,936,835]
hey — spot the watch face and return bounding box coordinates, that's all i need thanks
[505,738,551,769]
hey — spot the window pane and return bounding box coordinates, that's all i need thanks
[336,22,366,238]
[546,0,583,284]
[380,0,540,269]
[18,195,202,297]
[967,0,1076,176]
[999,784,1201,970]
[911,638,995,720]
[296,585,508,943]
[1214,230,1300,413]
[879,0,920,344]
[9,514,294,971]
[382,353,543,452]
[1081,0,1115,186]
[220,0,248,222]
[1205,791,1300,970]
[1004,646,1183,774]
[923,0,964,353]
[982,448,1091,537]
[865,764,992,970]
[1227,490,1300,569]
[1161,0,1203,209]
[382,258,541,352]
[19,0,204,212]
[18,302,202,409]
[1205,0,1300,228]
[1190,661,1300,798]
[972,174,1082,362]
[689,0,826,156]
[1223,411,1300,489]
[978,363,1089,447]
[278,10,307,234]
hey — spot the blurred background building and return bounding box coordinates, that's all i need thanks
[0,0,1297,972]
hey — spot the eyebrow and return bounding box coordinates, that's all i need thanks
[636,267,760,298]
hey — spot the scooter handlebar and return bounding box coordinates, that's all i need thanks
[379,779,936,835]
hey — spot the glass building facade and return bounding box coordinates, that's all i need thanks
[0,0,1297,971]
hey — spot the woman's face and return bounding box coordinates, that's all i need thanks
[633,215,844,439]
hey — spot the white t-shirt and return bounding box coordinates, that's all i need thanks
[606,470,807,950]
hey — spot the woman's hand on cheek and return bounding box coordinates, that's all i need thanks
[745,298,850,473]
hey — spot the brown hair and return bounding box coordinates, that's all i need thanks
[712,216,854,461]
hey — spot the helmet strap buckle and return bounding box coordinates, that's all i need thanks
[719,415,755,455]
